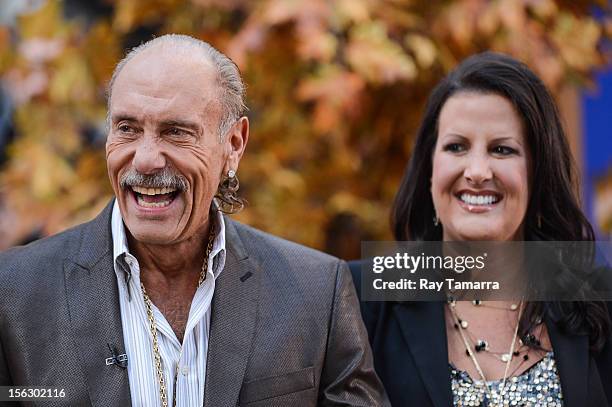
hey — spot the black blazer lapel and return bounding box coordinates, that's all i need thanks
[204,218,260,406]
[63,201,131,406]
[546,316,589,407]
[394,302,453,407]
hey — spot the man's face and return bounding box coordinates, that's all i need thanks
[106,49,231,245]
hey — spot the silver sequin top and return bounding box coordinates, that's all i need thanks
[450,351,563,406]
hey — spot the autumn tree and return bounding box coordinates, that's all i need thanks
[0,0,610,256]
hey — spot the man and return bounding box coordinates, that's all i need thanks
[0,35,388,406]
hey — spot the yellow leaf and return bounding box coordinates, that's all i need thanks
[333,0,370,25]
[48,50,95,103]
[404,34,436,69]
[17,0,67,40]
[346,22,417,84]
[296,23,337,62]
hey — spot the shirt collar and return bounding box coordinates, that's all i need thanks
[111,199,226,278]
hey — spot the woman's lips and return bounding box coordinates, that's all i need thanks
[455,191,503,213]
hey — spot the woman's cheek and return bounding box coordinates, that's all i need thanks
[432,159,460,196]
[497,160,529,200]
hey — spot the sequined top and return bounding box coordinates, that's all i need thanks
[450,351,563,406]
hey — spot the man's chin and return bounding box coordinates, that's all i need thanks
[126,225,180,246]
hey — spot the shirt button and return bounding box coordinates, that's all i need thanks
[181,367,189,376]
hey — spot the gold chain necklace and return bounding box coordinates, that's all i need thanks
[448,300,523,403]
[140,224,216,407]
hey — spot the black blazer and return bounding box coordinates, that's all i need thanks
[349,261,612,407]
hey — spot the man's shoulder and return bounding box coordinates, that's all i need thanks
[0,222,86,274]
[226,219,351,324]
[226,218,343,278]
[0,201,113,277]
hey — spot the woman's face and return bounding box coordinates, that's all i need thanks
[431,92,530,241]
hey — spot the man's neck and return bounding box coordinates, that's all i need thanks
[127,220,214,342]
[127,220,212,285]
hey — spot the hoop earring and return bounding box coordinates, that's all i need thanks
[215,169,244,213]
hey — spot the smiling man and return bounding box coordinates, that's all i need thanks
[0,35,388,407]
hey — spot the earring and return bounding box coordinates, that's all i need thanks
[433,211,440,227]
[537,213,542,229]
[225,169,239,193]
[215,169,243,213]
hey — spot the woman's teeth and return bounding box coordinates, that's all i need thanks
[460,193,499,206]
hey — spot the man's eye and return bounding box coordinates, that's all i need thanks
[492,145,517,155]
[168,127,183,135]
[443,143,466,153]
[118,124,133,133]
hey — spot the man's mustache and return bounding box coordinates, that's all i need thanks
[119,167,189,191]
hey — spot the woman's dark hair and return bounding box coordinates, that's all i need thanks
[391,51,610,351]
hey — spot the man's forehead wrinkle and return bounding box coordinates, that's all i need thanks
[113,88,219,119]
[112,69,218,112]
[110,94,220,132]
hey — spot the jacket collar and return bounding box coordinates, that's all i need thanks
[545,312,589,407]
[204,217,260,406]
[394,301,453,407]
[393,300,590,407]
[63,200,131,406]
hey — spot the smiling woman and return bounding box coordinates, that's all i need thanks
[352,52,612,407]
[431,92,530,241]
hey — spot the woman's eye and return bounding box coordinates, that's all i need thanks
[443,143,466,153]
[492,145,517,155]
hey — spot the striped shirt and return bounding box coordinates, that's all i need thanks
[111,200,226,407]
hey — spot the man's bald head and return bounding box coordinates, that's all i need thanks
[108,34,246,137]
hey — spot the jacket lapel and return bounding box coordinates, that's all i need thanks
[546,315,589,407]
[394,301,590,407]
[394,302,453,407]
[204,218,260,406]
[63,200,131,406]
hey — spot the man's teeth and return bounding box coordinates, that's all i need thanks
[131,186,177,195]
[136,195,173,208]
[131,185,177,208]
[460,194,499,205]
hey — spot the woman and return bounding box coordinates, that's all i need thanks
[351,52,612,406]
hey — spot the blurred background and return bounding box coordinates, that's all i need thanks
[0,0,610,259]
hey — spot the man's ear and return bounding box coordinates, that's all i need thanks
[224,116,249,174]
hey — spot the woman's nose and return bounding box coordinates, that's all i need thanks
[463,154,493,185]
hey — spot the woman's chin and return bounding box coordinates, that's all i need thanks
[444,226,505,241]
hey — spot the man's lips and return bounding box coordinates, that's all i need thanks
[128,186,180,209]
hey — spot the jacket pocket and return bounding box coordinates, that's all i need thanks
[239,366,315,404]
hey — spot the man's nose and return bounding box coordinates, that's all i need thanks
[463,153,493,185]
[132,135,166,174]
